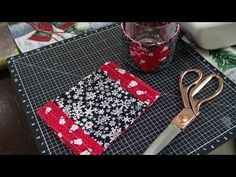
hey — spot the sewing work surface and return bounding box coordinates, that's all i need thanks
[7,24,236,155]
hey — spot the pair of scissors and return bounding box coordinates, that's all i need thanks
[143,69,224,155]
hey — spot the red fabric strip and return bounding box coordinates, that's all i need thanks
[28,34,52,42]
[57,22,76,30]
[38,22,53,32]
[36,101,104,155]
[100,61,160,105]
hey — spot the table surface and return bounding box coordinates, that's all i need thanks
[0,69,38,154]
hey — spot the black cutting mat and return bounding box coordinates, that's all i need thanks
[7,24,236,155]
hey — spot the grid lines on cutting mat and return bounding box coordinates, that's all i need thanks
[8,24,236,155]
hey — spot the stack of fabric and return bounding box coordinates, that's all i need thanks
[0,22,113,70]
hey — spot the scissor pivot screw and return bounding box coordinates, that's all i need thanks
[178,116,188,124]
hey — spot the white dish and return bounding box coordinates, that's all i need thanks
[180,22,236,50]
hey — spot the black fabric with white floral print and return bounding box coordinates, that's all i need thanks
[54,70,148,149]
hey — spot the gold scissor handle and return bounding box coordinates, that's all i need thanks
[179,69,203,109]
[189,73,224,115]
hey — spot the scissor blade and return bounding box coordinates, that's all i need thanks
[143,123,181,155]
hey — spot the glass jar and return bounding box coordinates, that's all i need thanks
[120,22,180,72]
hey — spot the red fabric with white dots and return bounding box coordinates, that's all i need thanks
[37,101,104,155]
[100,61,159,105]
[129,43,169,72]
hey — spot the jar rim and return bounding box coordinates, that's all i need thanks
[120,22,180,46]
[133,22,170,29]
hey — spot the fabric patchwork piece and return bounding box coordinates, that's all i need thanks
[37,61,160,155]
